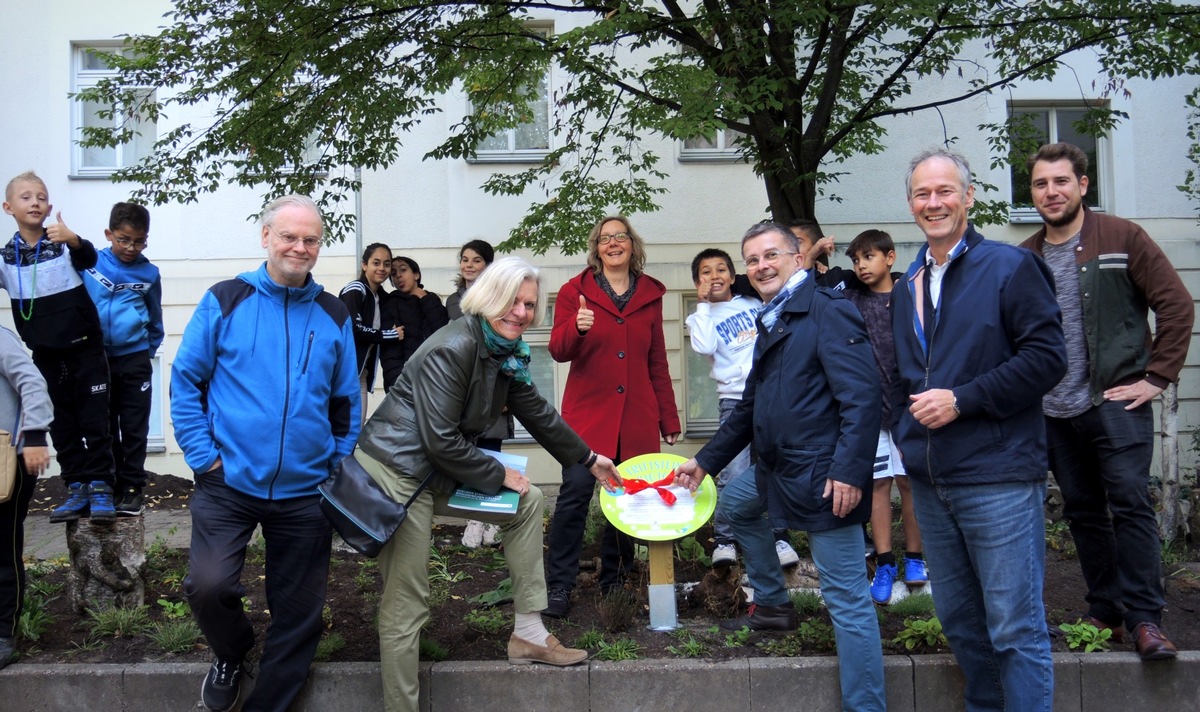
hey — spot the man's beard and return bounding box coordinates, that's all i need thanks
[1039,200,1082,228]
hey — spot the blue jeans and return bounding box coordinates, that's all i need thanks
[712,398,752,545]
[1045,401,1164,628]
[909,478,1053,712]
[720,467,885,712]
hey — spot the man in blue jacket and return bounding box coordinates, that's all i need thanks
[172,195,360,712]
[891,149,1067,712]
[676,221,885,712]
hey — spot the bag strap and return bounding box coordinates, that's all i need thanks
[402,470,437,509]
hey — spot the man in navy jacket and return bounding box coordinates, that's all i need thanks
[172,195,360,712]
[891,149,1066,712]
[676,221,885,712]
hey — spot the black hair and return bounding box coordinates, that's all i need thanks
[454,239,495,289]
[845,229,895,259]
[359,242,392,281]
[109,202,150,233]
[785,218,828,266]
[690,248,735,284]
[392,255,424,289]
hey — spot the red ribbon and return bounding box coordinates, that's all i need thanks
[621,471,677,506]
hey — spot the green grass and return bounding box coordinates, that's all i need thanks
[886,592,936,618]
[593,638,642,661]
[313,633,347,661]
[148,619,202,653]
[789,590,824,616]
[86,605,152,639]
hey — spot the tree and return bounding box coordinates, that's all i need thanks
[80,0,1200,252]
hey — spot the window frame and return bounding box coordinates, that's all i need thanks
[510,298,561,442]
[1007,102,1110,223]
[71,42,157,178]
[467,25,553,165]
[681,295,722,439]
[679,127,748,163]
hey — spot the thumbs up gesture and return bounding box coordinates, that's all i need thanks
[44,211,81,248]
[576,295,595,334]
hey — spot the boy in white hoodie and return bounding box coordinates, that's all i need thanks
[686,248,799,568]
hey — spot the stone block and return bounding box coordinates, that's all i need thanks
[593,658,747,712]
[431,660,586,712]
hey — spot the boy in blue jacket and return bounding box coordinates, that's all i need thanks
[84,202,163,515]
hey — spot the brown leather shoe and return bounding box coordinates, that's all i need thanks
[507,634,588,666]
[719,601,798,632]
[1086,616,1125,644]
[1132,622,1178,661]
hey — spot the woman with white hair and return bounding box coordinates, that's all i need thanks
[354,256,623,712]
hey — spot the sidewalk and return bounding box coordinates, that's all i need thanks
[24,508,193,561]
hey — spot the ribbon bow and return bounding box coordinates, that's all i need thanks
[621,472,677,506]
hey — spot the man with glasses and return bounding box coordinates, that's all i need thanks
[890,149,1066,711]
[675,221,885,711]
[84,202,163,515]
[172,195,360,712]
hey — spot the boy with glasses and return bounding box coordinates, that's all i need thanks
[84,202,164,515]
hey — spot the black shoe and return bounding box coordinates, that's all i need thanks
[201,658,244,711]
[543,587,571,619]
[115,486,145,516]
[0,636,15,670]
[719,601,798,632]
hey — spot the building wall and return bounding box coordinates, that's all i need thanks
[1,2,1198,485]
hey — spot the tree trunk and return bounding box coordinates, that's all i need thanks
[1158,383,1181,541]
[66,517,147,613]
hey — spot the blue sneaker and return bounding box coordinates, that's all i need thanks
[904,557,929,587]
[49,482,90,523]
[870,563,897,605]
[88,481,117,522]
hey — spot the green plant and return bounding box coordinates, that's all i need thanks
[582,492,605,548]
[428,545,470,584]
[157,598,190,620]
[25,577,63,600]
[313,633,346,661]
[418,637,449,662]
[789,590,823,616]
[597,588,639,632]
[892,616,948,651]
[427,580,450,609]
[1059,619,1113,652]
[1160,538,1187,568]
[1044,520,1076,555]
[17,595,54,642]
[148,619,202,653]
[675,536,711,567]
[575,628,606,649]
[463,608,509,636]
[86,606,152,639]
[886,592,936,618]
[593,638,642,661]
[467,577,513,607]
[666,634,706,658]
[354,559,379,592]
[724,626,753,648]
[246,535,267,566]
[796,620,836,650]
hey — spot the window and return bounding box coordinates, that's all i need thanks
[680,127,746,163]
[682,296,722,438]
[1008,103,1107,222]
[72,44,156,176]
[513,301,558,441]
[469,27,552,163]
[148,355,165,452]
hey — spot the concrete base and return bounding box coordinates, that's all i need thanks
[1,652,1197,711]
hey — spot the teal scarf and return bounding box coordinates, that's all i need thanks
[480,317,532,385]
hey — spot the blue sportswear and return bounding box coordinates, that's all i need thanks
[84,247,164,357]
[171,263,361,499]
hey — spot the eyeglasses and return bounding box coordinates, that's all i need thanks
[267,225,322,250]
[597,232,630,246]
[114,236,148,250]
[743,249,797,270]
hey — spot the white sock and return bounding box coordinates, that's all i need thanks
[513,612,551,646]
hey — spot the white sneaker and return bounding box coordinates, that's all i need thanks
[775,539,800,567]
[712,543,738,567]
[481,523,502,547]
[462,520,486,548]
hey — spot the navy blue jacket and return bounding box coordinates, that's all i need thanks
[696,276,880,532]
[890,225,1067,487]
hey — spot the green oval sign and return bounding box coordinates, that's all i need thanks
[600,453,717,541]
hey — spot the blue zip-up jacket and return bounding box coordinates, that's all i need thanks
[889,225,1067,487]
[83,247,164,357]
[171,263,361,499]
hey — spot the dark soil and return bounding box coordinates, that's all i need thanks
[16,474,1200,665]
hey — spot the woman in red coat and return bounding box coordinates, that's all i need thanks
[543,216,681,618]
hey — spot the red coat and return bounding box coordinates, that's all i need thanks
[550,268,681,460]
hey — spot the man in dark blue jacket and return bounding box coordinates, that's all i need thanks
[172,195,360,712]
[891,149,1067,712]
[676,221,885,712]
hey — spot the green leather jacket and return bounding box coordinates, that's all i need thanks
[357,315,589,494]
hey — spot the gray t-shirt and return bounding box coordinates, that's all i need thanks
[1042,233,1092,418]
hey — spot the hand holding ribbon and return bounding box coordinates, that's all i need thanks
[621,471,677,506]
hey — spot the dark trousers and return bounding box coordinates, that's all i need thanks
[108,350,153,490]
[545,462,635,593]
[1046,400,1165,628]
[0,465,35,637]
[184,469,332,712]
[32,343,113,485]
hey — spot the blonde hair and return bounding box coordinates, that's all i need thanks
[585,215,647,277]
[5,171,47,201]
[460,256,547,327]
